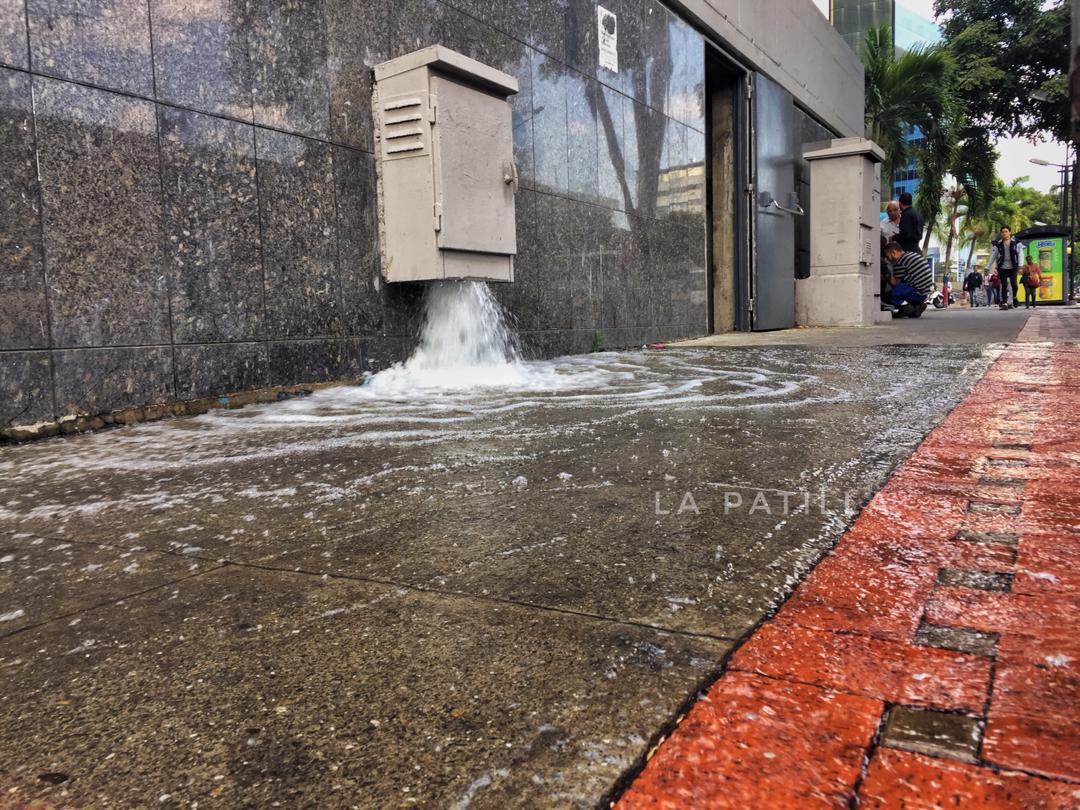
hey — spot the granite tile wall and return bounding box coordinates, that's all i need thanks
[0,0,709,427]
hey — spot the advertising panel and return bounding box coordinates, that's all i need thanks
[1017,236,1067,304]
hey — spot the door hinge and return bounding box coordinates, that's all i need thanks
[429,102,437,124]
[434,202,442,232]
[747,297,755,313]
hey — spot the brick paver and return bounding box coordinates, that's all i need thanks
[617,330,1080,808]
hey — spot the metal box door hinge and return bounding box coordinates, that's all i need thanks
[434,202,443,232]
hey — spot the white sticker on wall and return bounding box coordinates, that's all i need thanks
[598,6,618,73]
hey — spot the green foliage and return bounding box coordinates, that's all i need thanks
[591,330,604,353]
[934,0,1070,142]
[861,24,955,190]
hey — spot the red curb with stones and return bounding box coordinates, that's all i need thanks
[617,343,1080,809]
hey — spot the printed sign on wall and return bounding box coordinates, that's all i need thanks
[598,6,618,73]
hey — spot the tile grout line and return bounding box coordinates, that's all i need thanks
[0,563,227,642]
[10,530,738,646]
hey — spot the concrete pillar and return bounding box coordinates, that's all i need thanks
[795,138,886,327]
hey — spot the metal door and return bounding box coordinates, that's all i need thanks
[751,73,799,330]
[430,74,517,255]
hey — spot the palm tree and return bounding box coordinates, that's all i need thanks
[916,125,997,254]
[861,24,954,193]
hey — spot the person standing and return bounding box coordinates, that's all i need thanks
[989,270,1001,306]
[969,266,983,306]
[881,201,901,243]
[988,226,1023,309]
[981,266,993,306]
[941,274,952,307]
[1020,256,1042,308]
[897,192,924,254]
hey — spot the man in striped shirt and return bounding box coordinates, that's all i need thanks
[885,241,933,298]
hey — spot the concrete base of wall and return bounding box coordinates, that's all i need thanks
[0,379,362,444]
[795,270,877,327]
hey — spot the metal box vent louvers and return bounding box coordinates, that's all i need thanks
[381,96,427,157]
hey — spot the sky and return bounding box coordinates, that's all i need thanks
[810,0,1067,193]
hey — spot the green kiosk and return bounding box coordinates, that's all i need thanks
[1015,225,1071,305]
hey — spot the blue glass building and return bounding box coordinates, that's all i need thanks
[829,1,942,198]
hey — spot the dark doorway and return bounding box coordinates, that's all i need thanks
[705,49,746,333]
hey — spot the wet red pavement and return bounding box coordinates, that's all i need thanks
[616,339,1080,809]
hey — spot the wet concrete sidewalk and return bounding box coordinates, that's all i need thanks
[0,337,997,808]
[619,336,1080,808]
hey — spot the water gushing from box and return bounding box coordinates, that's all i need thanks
[364,281,525,395]
[410,280,520,369]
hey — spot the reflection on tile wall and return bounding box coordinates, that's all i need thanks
[29,0,154,95]
[0,0,709,426]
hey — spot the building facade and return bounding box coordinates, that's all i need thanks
[0,0,862,431]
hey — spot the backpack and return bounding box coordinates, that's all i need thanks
[1024,266,1042,286]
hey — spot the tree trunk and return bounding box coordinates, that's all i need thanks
[942,191,961,276]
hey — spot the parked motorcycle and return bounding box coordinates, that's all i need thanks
[928,289,957,309]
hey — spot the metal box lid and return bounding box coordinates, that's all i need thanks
[374,45,519,98]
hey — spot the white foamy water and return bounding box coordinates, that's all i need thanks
[363,281,532,395]
[0,282,869,477]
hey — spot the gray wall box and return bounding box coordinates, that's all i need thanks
[374,47,519,283]
[796,138,886,327]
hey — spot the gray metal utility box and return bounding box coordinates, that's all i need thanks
[373,46,520,283]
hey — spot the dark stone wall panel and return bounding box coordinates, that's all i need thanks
[268,338,361,386]
[256,128,342,340]
[28,0,153,95]
[159,107,263,344]
[531,51,568,197]
[150,0,255,121]
[510,190,572,333]
[664,10,704,132]
[0,68,48,350]
[333,145,382,335]
[0,351,52,426]
[569,202,604,332]
[35,78,169,348]
[174,342,268,400]
[595,0,647,104]
[531,0,595,75]
[53,346,173,416]
[688,222,708,333]
[1,0,28,68]
[249,0,331,139]
[685,126,706,216]
[566,69,598,203]
[630,101,666,220]
[597,84,625,211]
[326,0,387,151]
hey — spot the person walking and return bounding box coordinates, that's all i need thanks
[988,226,1023,309]
[989,270,1001,306]
[897,192,924,254]
[1020,256,1042,309]
[941,274,952,307]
